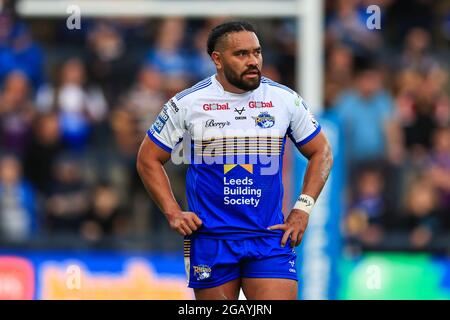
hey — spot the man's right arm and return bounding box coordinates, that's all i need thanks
[136,136,202,236]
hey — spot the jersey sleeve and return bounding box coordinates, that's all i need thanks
[287,94,321,147]
[146,97,185,153]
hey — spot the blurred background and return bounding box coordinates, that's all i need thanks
[0,0,449,299]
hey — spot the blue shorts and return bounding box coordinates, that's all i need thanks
[184,236,298,289]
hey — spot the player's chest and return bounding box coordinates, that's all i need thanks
[186,97,289,139]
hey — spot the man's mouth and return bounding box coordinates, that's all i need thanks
[243,70,260,78]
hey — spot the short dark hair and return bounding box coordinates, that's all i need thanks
[206,21,257,56]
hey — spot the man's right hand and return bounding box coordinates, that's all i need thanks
[166,211,203,236]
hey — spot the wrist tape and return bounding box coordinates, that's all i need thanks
[293,194,315,215]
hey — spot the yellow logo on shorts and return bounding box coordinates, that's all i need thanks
[193,265,211,280]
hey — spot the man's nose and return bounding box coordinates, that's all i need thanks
[247,55,259,67]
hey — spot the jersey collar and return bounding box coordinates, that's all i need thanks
[212,74,256,98]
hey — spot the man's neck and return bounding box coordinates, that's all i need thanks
[215,73,248,94]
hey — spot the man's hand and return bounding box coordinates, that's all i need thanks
[166,211,203,236]
[268,209,309,247]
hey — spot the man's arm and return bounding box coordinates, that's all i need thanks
[269,131,333,247]
[136,136,202,236]
[297,131,333,199]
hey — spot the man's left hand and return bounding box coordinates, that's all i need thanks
[268,209,310,247]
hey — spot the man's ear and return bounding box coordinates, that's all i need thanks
[211,51,222,70]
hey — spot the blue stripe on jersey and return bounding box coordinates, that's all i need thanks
[177,77,210,97]
[286,126,297,147]
[295,125,321,147]
[176,77,210,98]
[176,80,212,100]
[175,79,207,100]
[147,129,173,153]
[261,77,295,94]
[175,77,212,100]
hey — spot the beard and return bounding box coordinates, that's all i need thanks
[223,64,261,91]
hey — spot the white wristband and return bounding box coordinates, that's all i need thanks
[293,194,315,215]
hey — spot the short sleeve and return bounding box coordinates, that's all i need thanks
[147,98,185,153]
[287,94,321,147]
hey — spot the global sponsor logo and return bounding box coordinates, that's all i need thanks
[248,100,274,109]
[203,102,230,111]
[252,112,275,128]
[204,119,231,129]
[193,265,211,281]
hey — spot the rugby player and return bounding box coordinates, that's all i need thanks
[137,21,333,300]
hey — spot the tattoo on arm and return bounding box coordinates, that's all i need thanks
[320,144,333,183]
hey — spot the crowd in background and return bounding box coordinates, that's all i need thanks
[0,0,449,253]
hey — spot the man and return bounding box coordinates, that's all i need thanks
[137,21,333,300]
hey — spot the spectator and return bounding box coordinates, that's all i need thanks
[187,26,216,81]
[425,126,450,228]
[0,71,35,156]
[325,45,354,108]
[81,182,127,242]
[0,10,44,89]
[23,112,63,193]
[45,154,90,235]
[333,59,396,167]
[401,178,440,249]
[36,58,107,151]
[0,11,17,84]
[144,18,191,96]
[86,21,136,105]
[385,0,435,44]
[326,0,383,56]
[10,24,45,89]
[345,166,386,249]
[0,154,37,241]
[396,28,439,74]
[111,65,165,157]
[396,66,450,157]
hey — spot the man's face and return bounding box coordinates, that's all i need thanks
[214,31,263,91]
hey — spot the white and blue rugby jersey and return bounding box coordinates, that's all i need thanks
[147,75,320,240]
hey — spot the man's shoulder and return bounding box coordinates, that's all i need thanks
[260,77,297,97]
[173,76,214,105]
[259,77,304,113]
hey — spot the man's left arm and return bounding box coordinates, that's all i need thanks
[269,131,333,247]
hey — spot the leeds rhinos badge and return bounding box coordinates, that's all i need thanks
[252,111,275,128]
[193,265,212,280]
